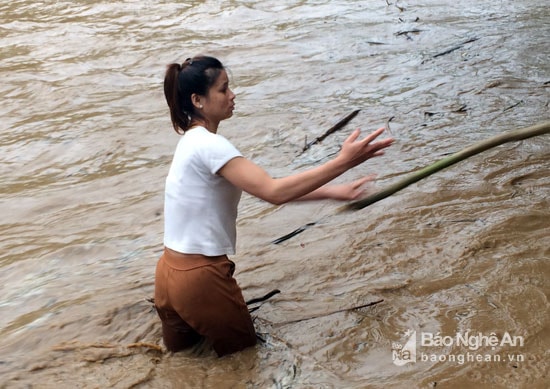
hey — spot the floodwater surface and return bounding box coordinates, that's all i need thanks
[0,0,549,388]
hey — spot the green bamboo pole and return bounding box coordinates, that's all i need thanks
[344,120,550,211]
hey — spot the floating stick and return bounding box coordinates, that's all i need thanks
[270,299,384,327]
[246,289,281,305]
[301,110,360,153]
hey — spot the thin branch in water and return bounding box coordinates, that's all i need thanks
[432,37,479,58]
[395,28,424,36]
[385,116,395,136]
[301,110,360,153]
[272,222,317,244]
[270,299,384,327]
[503,100,523,112]
[451,104,468,114]
[246,289,281,305]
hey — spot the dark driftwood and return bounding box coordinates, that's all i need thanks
[302,110,360,153]
[395,28,423,36]
[246,289,281,305]
[432,37,479,58]
[272,222,317,244]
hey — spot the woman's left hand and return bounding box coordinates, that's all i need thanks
[296,174,376,202]
[324,175,376,201]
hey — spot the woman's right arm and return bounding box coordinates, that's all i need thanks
[219,127,394,205]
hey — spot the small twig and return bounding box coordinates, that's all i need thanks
[385,116,395,136]
[271,299,384,327]
[503,100,523,112]
[246,289,281,305]
[394,28,423,36]
[451,104,468,114]
[272,222,317,244]
[301,110,360,153]
[432,37,479,58]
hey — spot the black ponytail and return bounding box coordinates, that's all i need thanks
[163,56,224,134]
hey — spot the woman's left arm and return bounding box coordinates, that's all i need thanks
[294,175,375,201]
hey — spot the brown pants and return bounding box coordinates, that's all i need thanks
[154,248,257,357]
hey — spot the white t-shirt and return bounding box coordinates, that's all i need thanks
[163,126,243,256]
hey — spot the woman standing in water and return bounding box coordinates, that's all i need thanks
[155,55,394,357]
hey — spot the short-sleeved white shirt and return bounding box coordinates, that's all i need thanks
[163,126,243,256]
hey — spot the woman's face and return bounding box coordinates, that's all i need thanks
[201,69,235,125]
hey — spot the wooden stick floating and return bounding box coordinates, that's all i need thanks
[432,37,479,58]
[246,289,281,305]
[270,299,384,327]
[302,110,360,153]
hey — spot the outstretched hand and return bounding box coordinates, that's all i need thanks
[325,175,377,201]
[338,127,394,169]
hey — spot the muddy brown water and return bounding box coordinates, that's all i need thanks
[1,1,549,388]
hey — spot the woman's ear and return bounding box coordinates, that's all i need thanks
[191,93,203,110]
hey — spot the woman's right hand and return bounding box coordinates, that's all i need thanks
[337,127,394,169]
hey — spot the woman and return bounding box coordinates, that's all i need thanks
[155,55,394,357]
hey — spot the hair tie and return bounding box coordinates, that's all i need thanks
[182,57,193,69]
